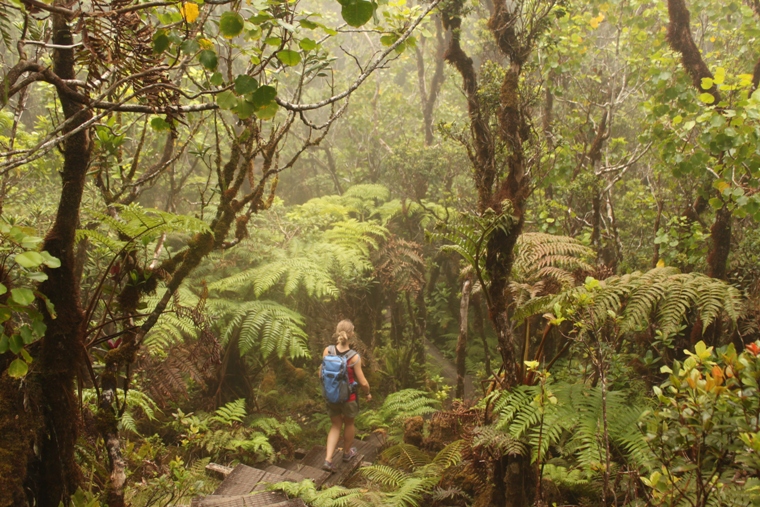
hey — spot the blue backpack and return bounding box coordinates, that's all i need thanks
[322,346,358,404]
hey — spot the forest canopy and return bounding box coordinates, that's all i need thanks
[1,0,760,506]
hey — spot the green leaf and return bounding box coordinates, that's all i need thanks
[21,235,42,249]
[708,197,723,209]
[0,307,10,324]
[210,72,224,86]
[220,11,245,38]
[8,358,28,378]
[341,0,374,27]
[199,49,218,70]
[26,272,48,282]
[20,348,33,363]
[32,320,46,338]
[699,92,715,104]
[0,283,5,296]
[299,38,317,51]
[380,34,398,46]
[276,49,301,66]
[151,117,172,131]
[264,36,282,46]
[217,91,238,109]
[9,335,23,354]
[234,75,259,95]
[41,295,56,319]
[40,251,60,268]
[14,251,44,268]
[153,31,170,54]
[180,39,200,55]
[701,77,714,90]
[255,101,279,120]
[0,334,7,353]
[250,85,277,107]
[299,19,319,29]
[10,288,35,306]
[19,325,33,344]
[232,99,256,119]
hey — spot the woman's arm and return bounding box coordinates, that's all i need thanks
[350,356,371,401]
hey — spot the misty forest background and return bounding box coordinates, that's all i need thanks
[1,0,760,505]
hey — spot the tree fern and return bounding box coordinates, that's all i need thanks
[513,267,744,339]
[512,233,593,287]
[208,231,377,298]
[211,299,310,359]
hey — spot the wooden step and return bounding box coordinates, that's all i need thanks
[191,492,300,507]
[301,434,385,468]
[300,446,365,489]
[321,451,364,489]
[276,461,331,487]
[262,464,308,483]
[213,464,299,496]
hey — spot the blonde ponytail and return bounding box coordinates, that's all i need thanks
[333,319,355,346]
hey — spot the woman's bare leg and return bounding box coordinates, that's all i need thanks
[343,417,356,452]
[325,414,344,463]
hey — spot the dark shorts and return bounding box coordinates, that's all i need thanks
[326,400,359,419]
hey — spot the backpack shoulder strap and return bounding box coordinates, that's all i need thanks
[345,349,358,364]
[327,345,336,355]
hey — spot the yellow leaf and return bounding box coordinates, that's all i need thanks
[180,2,199,23]
[198,38,213,50]
[656,259,665,268]
[714,67,725,85]
[714,180,730,193]
[589,13,605,28]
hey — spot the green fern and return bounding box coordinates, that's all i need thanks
[378,389,440,425]
[489,381,650,474]
[210,398,247,426]
[513,267,744,339]
[270,480,380,507]
[210,299,310,359]
[512,233,593,287]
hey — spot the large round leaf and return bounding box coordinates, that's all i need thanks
[8,358,28,379]
[217,91,238,110]
[234,75,259,95]
[341,0,374,27]
[199,49,218,70]
[14,251,44,268]
[276,49,301,67]
[251,85,277,108]
[255,102,279,120]
[220,11,245,39]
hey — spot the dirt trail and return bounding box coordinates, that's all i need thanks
[424,339,477,400]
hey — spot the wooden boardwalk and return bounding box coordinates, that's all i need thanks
[195,433,386,507]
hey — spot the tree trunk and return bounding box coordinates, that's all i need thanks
[15,8,93,505]
[455,278,472,399]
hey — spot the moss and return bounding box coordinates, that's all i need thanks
[0,374,43,507]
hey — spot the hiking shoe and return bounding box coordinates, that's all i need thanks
[343,447,357,462]
[322,460,335,473]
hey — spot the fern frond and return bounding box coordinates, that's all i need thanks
[380,444,431,471]
[362,464,408,488]
[211,398,246,426]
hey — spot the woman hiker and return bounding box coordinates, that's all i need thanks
[320,319,371,472]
